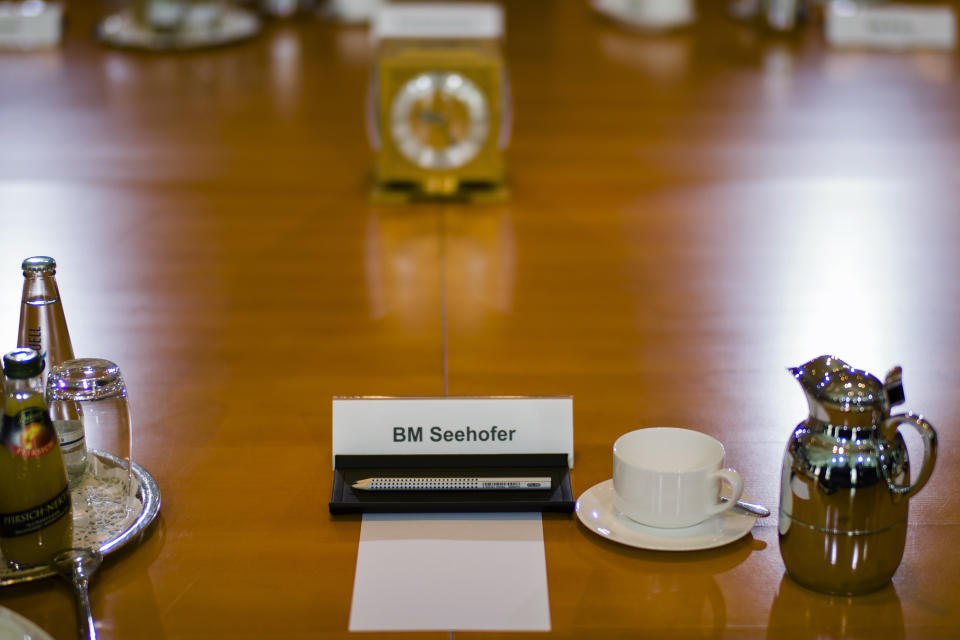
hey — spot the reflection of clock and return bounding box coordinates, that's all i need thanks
[390,72,490,171]
[369,4,509,203]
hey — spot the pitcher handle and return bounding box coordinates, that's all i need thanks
[881,412,938,498]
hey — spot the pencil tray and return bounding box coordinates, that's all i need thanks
[328,453,574,514]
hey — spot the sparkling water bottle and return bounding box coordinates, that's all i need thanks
[16,256,75,387]
[16,257,80,483]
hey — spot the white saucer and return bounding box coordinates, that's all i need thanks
[97,6,260,51]
[0,606,54,640]
[575,479,757,551]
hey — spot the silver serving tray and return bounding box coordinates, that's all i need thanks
[0,451,161,586]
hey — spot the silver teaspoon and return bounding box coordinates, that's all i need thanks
[721,497,771,518]
[50,547,103,640]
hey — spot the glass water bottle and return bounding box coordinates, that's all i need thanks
[17,256,76,386]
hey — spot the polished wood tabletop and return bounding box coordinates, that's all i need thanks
[2,1,960,638]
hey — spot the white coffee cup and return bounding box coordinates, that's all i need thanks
[593,0,697,29]
[613,427,744,528]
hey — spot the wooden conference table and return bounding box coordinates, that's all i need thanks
[2,1,960,637]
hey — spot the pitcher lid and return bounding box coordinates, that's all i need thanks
[791,355,886,413]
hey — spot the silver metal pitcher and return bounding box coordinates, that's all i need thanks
[779,355,937,595]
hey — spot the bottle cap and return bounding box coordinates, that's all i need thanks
[21,256,57,274]
[3,348,44,379]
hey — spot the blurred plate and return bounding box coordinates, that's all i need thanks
[97,5,260,51]
[0,606,54,640]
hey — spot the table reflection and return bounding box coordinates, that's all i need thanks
[767,573,904,639]
[445,208,516,333]
[364,208,516,333]
[572,532,762,637]
[597,28,694,82]
[363,210,440,328]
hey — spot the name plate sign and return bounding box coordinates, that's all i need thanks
[826,2,956,50]
[332,396,573,468]
[0,2,63,50]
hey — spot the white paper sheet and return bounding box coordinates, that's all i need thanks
[349,512,551,631]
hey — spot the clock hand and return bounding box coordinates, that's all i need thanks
[416,111,447,126]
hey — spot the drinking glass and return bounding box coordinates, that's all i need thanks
[45,359,134,506]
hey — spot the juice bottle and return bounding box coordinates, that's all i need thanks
[0,348,73,567]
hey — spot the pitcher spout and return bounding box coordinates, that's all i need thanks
[790,355,843,422]
[789,355,886,426]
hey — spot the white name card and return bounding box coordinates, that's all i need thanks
[0,1,63,50]
[371,3,504,42]
[332,396,573,468]
[826,1,956,50]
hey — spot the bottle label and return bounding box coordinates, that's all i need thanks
[2,407,57,459]
[25,326,42,353]
[0,485,71,537]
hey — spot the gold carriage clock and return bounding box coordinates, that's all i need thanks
[368,3,510,203]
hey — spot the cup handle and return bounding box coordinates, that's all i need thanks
[707,468,744,518]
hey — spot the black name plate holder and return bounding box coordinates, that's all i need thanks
[329,453,573,514]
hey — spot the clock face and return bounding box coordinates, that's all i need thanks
[389,72,490,170]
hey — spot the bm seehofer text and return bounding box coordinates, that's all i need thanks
[394,425,517,443]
